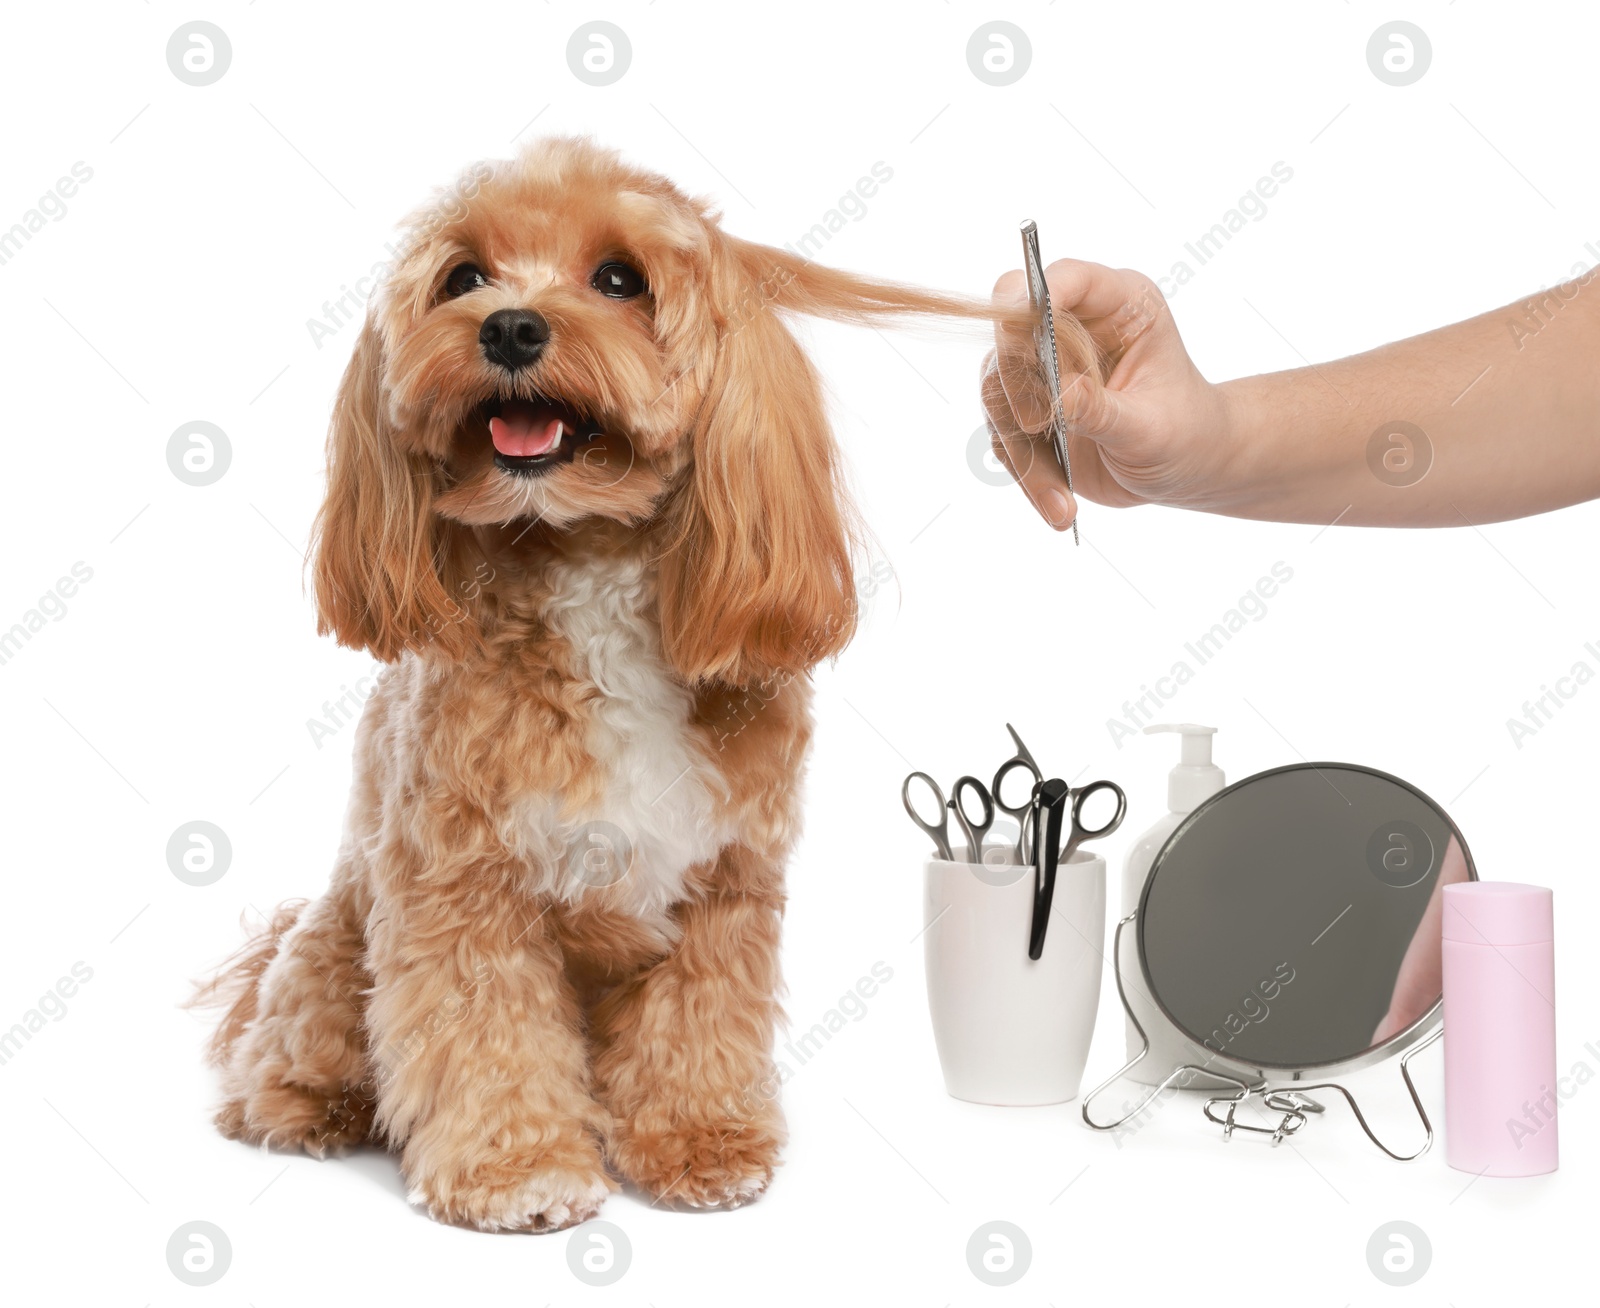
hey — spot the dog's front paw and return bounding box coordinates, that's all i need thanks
[405,1142,615,1232]
[216,1081,374,1158]
[608,1118,783,1209]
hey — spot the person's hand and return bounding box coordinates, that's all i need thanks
[982,259,1237,531]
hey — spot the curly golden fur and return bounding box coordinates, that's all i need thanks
[194,137,1100,1231]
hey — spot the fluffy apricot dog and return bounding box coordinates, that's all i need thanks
[198,137,1074,1230]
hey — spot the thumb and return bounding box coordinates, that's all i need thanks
[1060,370,1127,443]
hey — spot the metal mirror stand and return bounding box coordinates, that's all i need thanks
[1081,914,1442,1160]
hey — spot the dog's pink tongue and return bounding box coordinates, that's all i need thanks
[489,399,565,457]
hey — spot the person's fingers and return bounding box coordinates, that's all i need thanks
[980,352,1077,531]
[989,270,1051,432]
[1037,485,1077,531]
[981,350,1041,466]
[993,258,1160,358]
[1044,259,1164,326]
[1059,367,1128,444]
[981,374,1020,486]
[1086,266,1168,362]
[991,259,1158,441]
[986,317,1132,456]
[1002,433,1077,530]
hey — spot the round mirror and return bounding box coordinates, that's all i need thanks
[1138,763,1475,1074]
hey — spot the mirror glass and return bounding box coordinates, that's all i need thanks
[1138,764,1473,1071]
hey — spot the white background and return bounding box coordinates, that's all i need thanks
[1,1,1594,1302]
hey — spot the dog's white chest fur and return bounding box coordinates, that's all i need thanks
[515,551,729,918]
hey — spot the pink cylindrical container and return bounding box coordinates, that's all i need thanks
[1441,882,1557,1176]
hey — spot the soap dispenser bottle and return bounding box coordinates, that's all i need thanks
[1119,724,1232,1087]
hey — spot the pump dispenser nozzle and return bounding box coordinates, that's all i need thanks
[1144,723,1224,813]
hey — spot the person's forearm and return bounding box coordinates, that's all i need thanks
[1207,276,1600,526]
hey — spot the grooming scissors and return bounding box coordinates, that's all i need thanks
[991,722,1045,864]
[902,772,995,862]
[1020,220,1079,544]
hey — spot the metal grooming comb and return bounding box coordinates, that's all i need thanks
[1020,220,1078,544]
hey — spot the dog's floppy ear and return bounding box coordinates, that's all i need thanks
[310,317,476,663]
[656,238,861,687]
[656,234,1100,688]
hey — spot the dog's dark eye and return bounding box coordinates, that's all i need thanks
[591,262,646,299]
[444,263,488,298]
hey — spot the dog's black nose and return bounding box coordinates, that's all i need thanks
[479,309,550,371]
